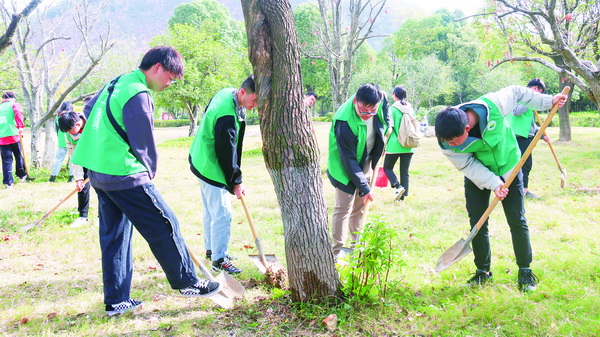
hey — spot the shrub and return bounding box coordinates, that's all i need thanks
[425,105,447,126]
[245,110,260,125]
[154,119,190,127]
[338,218,405,301]
[312,112,333,122]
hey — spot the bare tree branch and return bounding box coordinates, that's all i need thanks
[0,0,41,54]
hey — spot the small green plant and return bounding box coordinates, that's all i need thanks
[154,119,190,127]
[338,218,405,301]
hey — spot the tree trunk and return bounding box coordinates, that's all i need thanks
[42,119,56,168]
[188,105,200,137]
[29,123,44,169]
[558,78,573,141]
[242,0,342,302]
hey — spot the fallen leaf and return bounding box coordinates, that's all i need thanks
[243,244,254,249]
[322,314,337,332]
[148,266,157,270]
[47,312,57,320]
[20,317,29,324]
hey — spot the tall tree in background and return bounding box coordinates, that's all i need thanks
[311,0,387,110]
[485,0,600,141]
[241,0,342,302]
[2,0,113,167]
[0,0,41,55]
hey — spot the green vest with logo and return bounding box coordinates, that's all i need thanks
[328,95,387,185]
[189,88,241,186]
[441,97,519,176]
[71,69,149,175]
[508,108,534,138]
[0,101,18,138]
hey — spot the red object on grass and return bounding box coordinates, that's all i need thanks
[375,167,389,188]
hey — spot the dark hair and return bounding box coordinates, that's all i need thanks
[306,91,317,99]
[355,83,383,106]
[435,107,469,141]
[139,46,184,77]
[527,78,545,92]
[59,101,73,114]
[2,91,15,99]
[393,86,407,102]
[240,75,255,93]
[57,111,82,133]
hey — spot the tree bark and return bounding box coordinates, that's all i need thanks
[241,0,342,302]
[0,0,41,55]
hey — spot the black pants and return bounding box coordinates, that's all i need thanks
[383,153,413,197]
[0,142,25,185]
[78,169,90,218]
[516,136,533,188]
[464,172,532,271]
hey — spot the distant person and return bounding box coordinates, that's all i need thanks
[72,46,221,316]
[509,78,550,199]
[435,85,567,292]
[49,101,74,182]
[304,91,317,108]
[189,75,258,275]
[420,115,428,133]
[383,86,415,201]
[327,83,390,258]
[0,91,26,189]
[57,111,91,228]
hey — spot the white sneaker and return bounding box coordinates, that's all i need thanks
[394,186,406,201]
[70,217,89,228]
[19,176,27,182]
[5,184,13,189]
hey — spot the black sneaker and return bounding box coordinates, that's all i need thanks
[518,268,539,292]
[466,269,493,286]
[48,175,56,182]
[67,175,74,183]
[205,250,237,261]
[525,191,540,199]
[212,258,242,274]
[105,299,142,316]
[179,279,221,298]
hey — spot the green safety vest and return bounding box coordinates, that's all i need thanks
[327,94,387,185]
[386,104,414,154]
[0,101,18,138]
[56,116,67,148]
[189,88,241,186]
[508,108,534,138]
[71,69,149,175]
[441,97,519,176]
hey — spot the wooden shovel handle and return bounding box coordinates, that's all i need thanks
[533,110,564,171]
[19,135,30,176]
[473,87,570,231]
[240,195,268,267]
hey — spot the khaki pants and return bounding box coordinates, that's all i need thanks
[331,162,372,256]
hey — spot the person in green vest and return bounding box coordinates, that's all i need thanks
[49,101,74,182]
[435,85,567,291]
[57,111,90,228]
[189,75,257,275]
[0,91,26,189]
[71,46,221,316]
[327,83,390,259]
[509,78,550,199]
[384,86,415,201]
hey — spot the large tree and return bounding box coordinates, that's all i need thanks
[0,0,41,55]
[3,0,114,167]
[241,0,342,302]
[484,0,600,141]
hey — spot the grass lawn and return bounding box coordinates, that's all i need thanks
[1,124,599,336]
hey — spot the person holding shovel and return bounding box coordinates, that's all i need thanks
[435,85,567,291]
[0,91,26,189]
[71,46,221,316]
[327,83,390,259]
[509,78,550,199]
[189,75,257,275]
[57,110,91,228]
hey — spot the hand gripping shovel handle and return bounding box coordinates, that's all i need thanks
[472,87,570,233]
[240,195,268,269]
[22,178,90,232]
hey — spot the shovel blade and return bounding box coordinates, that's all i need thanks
[215,272,246,299]
[20,219,42,232]
[249,254,284,274]
[560,169,567,188]
[435,238,473,272]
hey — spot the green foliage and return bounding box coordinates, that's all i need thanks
[425,105,447,126]
[395,56,456,109]
[245,110,260,125]
[312,112,333,122]
[545,111,600,127]
[154,119,190,127]
[338,219,405,301]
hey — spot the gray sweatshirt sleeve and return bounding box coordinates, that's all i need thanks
[122,92,157,180]
[442,149,503,191]
[486,85,553,117]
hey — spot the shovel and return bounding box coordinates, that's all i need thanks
[435,87,570,272]
[187,248,245,309]
[533,110,567,188]
[240,195,285,274]
[21,178,90,232]
[19,135,36,181]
